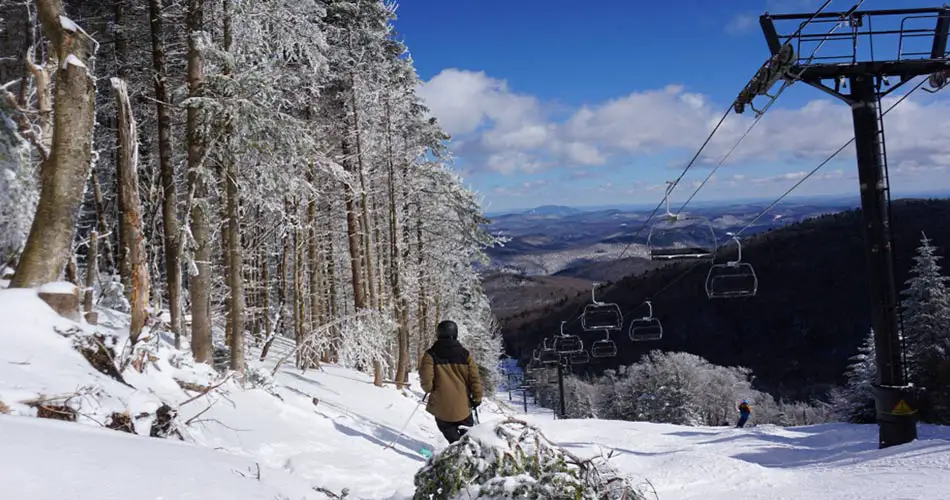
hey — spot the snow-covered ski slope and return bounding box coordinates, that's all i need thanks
[1,287,948,499]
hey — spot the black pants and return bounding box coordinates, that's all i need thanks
[435,414,475,444]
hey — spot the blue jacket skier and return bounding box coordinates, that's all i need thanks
[736,400,751,428]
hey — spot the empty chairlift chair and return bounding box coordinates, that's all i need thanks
[553,320,584,354]
[581,284,623,331]
[705,233,758,299]
[538,338,560,366]
[590,331,618,358]
[629,301,663,342]
[647,181,718,261]
[569,350,591,365]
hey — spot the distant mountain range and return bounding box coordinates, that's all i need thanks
[480,197,862,277]
[483,190,950,219]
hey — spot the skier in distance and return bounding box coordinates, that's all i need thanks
[736,399,752,428]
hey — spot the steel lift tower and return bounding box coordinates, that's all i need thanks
[739,6,950,448]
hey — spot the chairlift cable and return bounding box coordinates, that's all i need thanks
[604,0,838,268]
[673,6,861,217]
[645,76,928,303]
[731,77,928,240]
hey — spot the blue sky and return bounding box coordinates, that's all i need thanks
[393,0,950,213]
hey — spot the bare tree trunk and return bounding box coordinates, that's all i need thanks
[262,247,271,342]
[114,0,131,296]
[112,78,150,345]
[325,207,339,363]
[186,0,212,363]
[223,0,243,373]
[225,161,244,372]
[90,173,116,271]
[342,145,366,312]
[12,0,97,288]
[294,217,305,368]
[386,102,410,387]
[84,231,98,313]
[306,170,324,356]
[417,211,429,362]
[65,257,79,286]
[352,89,376,311]
[148,0,183,348]
[373,193,385,310]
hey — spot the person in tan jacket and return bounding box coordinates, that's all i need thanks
[419,320,484,444]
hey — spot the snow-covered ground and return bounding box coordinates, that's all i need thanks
[1,286,948,499]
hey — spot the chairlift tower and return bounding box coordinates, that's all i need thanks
[748,6,950,448]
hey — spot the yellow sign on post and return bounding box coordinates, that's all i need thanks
[891,400,916,416]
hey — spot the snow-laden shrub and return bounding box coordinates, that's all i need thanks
[245,363,281,398]
[412,418,646,500]
[98,277,130,312]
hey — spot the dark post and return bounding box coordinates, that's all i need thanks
[556,358,566,419]
[851,75,918,446]
[523,384,528,413]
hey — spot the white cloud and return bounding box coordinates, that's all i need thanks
[418,68,950,184]
[416,69,544,138]
[725,12,758,35]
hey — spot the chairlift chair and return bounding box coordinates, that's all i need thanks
[539,338,560,365]
[705,233,758,299]
[581,284,623,331]
[629,301,663,342]
[569,351,590,365]
[553,320,584,354]
[590,332,618,358]
[647,181,718,261]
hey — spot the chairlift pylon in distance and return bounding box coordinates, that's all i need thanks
[590,331,618,358]
[581,283,623,331]
[647,181,718,261]
[553,320,584,354]
[629,301,663,342]
[705,233,758,299]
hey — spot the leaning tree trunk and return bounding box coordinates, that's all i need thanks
[148,0,183,348]
[186,0,212,363]
[111,77,150,345]
[12,0,97,288]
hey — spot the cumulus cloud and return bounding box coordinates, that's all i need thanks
[417,68,950,192]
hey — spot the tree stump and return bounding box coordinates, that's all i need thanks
[38,282,81,322]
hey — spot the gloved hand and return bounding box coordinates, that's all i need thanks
[470,398,481,409]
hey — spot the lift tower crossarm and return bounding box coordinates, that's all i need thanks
[754,6,950,449]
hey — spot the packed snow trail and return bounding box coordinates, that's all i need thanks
[483,391,950,500]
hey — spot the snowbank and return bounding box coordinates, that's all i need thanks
[0,415,319,500]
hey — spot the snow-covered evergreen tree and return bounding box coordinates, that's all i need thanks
[829,328,877,423]
[901,232,950,422]
[901,232,950,386]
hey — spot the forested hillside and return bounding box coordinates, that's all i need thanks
[0,0,501,387]
[505,198,950,401]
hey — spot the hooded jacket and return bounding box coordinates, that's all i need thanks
[419,338,483,423]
